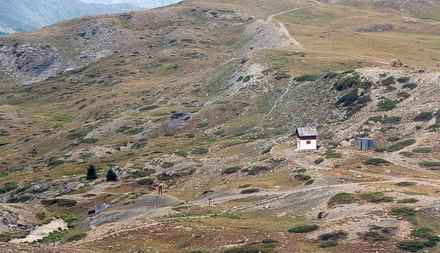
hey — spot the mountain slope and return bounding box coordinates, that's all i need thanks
[0,0,135,33]
[0,0,440,252]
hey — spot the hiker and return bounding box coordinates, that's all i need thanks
[157,183,164,196]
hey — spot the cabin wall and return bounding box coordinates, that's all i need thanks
[297,138,317,150]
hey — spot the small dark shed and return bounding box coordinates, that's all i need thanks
[355,137,376,151]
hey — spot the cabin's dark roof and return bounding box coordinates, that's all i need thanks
[296,127,318,138]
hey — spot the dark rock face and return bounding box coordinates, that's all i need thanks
[0,43,66,84]
[167,112,192,130]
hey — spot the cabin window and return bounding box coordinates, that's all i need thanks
[306,140,311,144]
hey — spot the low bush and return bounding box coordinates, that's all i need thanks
[386,139,416,152]
[106,168,118,182]
[419,161,440,169]
[397,76,411,83]
[0,181,18,194]
[377,98,398,111]
[382,116,401,125]
[240,188,260,194]
[334,74,361,91]
[412,147,432,154]
[294,174,312,182]
[37,228,87,244]
[397,240,426,252]
[191,147,209,155]
[397,198,419,204]
[390,207,417,222]
[288,224,319,233]
[314,158,324,165]
[222,166,241,175]
[396,181,416,187]
[294,74,320,82]
[414,112,434,122]
[381,76,395,86]
[360,192,394,203]
[328,193,356,207]
[363,158,391,166]
[403,83,418,89]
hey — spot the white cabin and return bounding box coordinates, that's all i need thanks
[296,127,318,151]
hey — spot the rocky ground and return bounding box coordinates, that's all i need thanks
[0,0,440,252]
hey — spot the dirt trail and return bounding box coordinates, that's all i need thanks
[266,7,307,51]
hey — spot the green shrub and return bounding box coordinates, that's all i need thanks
[403,83,417,89]
[386,139,416,152]
[106,168,118,182]
[86,165,98,181]
[368,116,384,123]
[328,193,356,207]
[325,149,342,159]
[222,166,241,175]
[377,98,398,111]
[319,240,338,248]
[191,147,209,155]
[334,74,361,91]
[397,76,411,83]
[397,240,426,252]
[360,192,394,203]
[381,76,395,86]
[294,74,320,82]
[396,181,416,187]
[0,181,18,193]
[412,227,435,239]
[397,198,419,204]
[288,224,319,233]
[318,230,347,247]
[363,158,391,166]
[314,158,324,165]
[390,207,417,222]
[175,150,188,157]
[240,188,260,194]
[294,174,312,182]
[383,116,401,125]
[419,161,440,169]
[37,228,87,244]
[412,147,432,154]
[414,112,433,122]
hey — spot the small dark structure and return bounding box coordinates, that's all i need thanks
[355,137,376,151]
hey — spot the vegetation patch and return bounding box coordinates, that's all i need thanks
[396,181,417,187]
[363,158,391,166]
[222,166,241,175]
[412,147,432,154]
[37,228,87,244]
[328,193,356,207]
[418,161,440,169]
[360,192,394,203]
[318,230,347,248]
[240,188,260,194]
[325,149,342,159]
[288,224,319,233]
[414,112,434,122]
[294,74,320,82]
[0,181,18,194]
[314,158,324,165]
[377,98,398,111]
[386,139,416,152]
[391,207,417,223]
[397,198,419,204]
